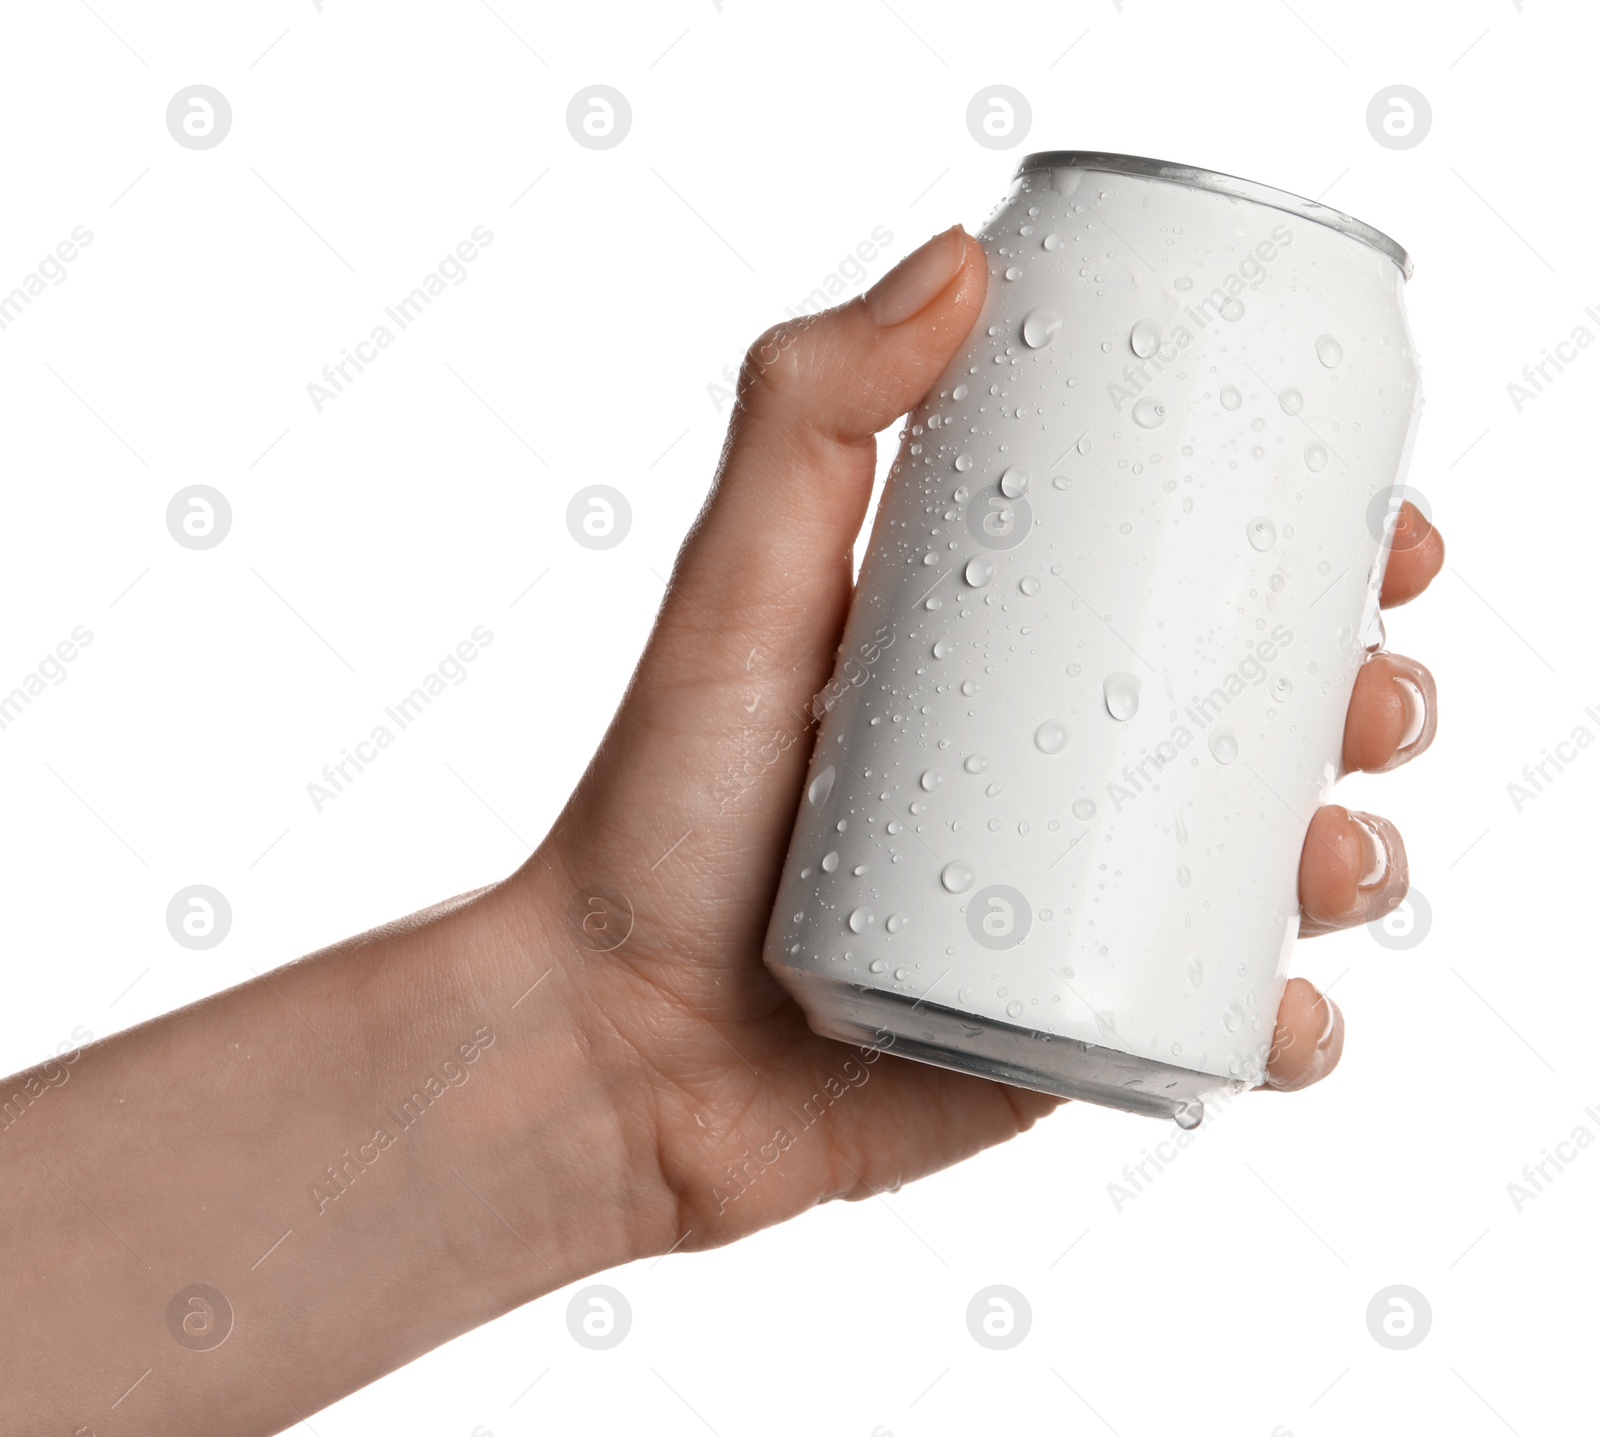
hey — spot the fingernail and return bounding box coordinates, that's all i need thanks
[1374,655,1437,771]
[866,226,967,327]
[1265,994,1344,1092]
[1347,809,1408,921]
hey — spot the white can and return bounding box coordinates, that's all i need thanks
[763,152,1422,1124]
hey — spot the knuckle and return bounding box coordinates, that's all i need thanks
[738,315,825,409]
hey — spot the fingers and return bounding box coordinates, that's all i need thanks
[1298,803,1408,937]
[1380,502,1444,608]
[1263,976,1345,1091]
[1342,652,1436,774]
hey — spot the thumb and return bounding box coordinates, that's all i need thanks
[652,224,988,694]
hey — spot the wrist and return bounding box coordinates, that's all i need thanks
[434,866,680,1303]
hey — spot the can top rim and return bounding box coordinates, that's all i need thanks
[1015,150,1413,281]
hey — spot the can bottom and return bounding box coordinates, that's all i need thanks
[771,964,1254,1126]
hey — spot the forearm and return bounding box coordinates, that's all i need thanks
[0,871,667,1434]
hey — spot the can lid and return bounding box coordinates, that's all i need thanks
[1016,150,1413,281]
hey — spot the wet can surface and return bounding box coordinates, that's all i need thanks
[763,152,1422,1124]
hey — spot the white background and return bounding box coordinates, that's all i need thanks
[0,0,1589,1432]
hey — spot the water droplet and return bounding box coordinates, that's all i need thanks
[1019,575,1041,596]
[1066,662,1082,677]
[848,906,873,934]
[808,765,836,806]
[954,453,973,472]
[1006,1000,1025,1019]
[1132,396,1167,428]
[1174,809,1188,846]
[1004,265,1022,281]
[1186,956,1204,989]
[1094,1010,1119,1043]
[1042,232,1063,251]
[1219,297,1245,321]
[1246,516,1276,551]
[1103,672,1140,721]
[1174,1101,1204,1130]
[1207,728,1239,765]
[1279,386,1303,415]
[960,679,978,696]
[1223,1004,1243,1032]
[1220,384,1242,411]
[964,556,994,588]
[1176,865,1191,890]
[1303,442,1328,472]
[919,768,942,792]
[853,864,868,876]
[1022,307,1062,348]
[952,383,969,401]
[868,957,888,973]
[963,754,988,774]
[1271,675,1293,701]
[940,861,974,894]
[1315,333,1343,367]
[1077,436,1092,455]
[1173,274,1194,292]
[1034,720,1068,754]
[886,913,908,934]
[1072,797,1096,820]
[1000,464,1031,498]
[985,781,1003,798]
[1129,318,1161,358]
[821,850,839,872]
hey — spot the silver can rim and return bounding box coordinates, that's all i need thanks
[1016,150,1413,281]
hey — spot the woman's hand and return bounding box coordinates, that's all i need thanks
[0,226,1443,1436]
[516,225,1445,1250]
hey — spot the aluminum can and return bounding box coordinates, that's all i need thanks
[764,152,1421,1124]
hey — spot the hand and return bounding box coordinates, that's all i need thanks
[519,225,1446,1251]
[0,227,1443,1435]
